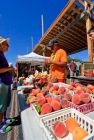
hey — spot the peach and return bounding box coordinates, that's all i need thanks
[68,85,74,90]
[57,88,63,95]
[76,90,85,95]
[70,82,76,87]
[52,85,59,90]
[37,93,43,97]
[76,86,82,91]
[75,83,82,87]
[66,117,79,133]
[61,100,68,108]
[37,96,46,106]
[45,96,52,104]
[64,93,72,101]
[86,88,92,94]
[80,93,91,104]
[87,84,94,90]
[92,89,94,94]
[60,86,65,92]
[41,103,52,115]
[48,83,53,88]
[72,94,81,105]
[52,90,58,95]
[53,121,67,138]
[72,126,88,140]
[28,96,36,103]
[32,88,40,95]
[49,87,54,93]
[51,99,61,111]
[57,87,65,95]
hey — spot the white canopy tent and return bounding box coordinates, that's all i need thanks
[16,52,49,65]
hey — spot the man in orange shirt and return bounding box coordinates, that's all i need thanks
[46,39,68,83]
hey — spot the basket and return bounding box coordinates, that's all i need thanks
[49,83,70,99]
[67,100,94,114]
[40,108,94,140]
[31,104,69,118]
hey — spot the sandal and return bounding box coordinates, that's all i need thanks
[0,124,12,134]
[1,118,15,125]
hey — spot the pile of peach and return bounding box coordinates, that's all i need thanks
[68,82,94,94]
[64,92,91,105]
[34,95,68,115]
[26,83,66,104]
[52,117,88,140]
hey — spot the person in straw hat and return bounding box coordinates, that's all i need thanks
[0,36,16,133]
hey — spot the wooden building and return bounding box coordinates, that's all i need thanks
[33,0,94,62]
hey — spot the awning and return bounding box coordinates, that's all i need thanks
[33,0,94,56]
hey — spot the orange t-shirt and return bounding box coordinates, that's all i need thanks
[50,49,67,79]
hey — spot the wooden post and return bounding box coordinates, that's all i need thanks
[85,0,93,63]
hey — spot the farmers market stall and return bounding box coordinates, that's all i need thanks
[17,82,94,140]
[70,76,94,85]
[16,0,94,139]
[71,62,94,85]
[16,52,49,65]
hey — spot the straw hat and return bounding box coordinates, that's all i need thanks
[0,36,10,44]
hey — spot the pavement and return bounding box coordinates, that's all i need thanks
[0,90,23,140]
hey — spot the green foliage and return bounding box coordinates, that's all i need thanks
[68,56,82,63]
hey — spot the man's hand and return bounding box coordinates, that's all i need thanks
[8,66,15,74]
[44,59,52,65]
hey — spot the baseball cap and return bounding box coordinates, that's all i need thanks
[48,39,58,47]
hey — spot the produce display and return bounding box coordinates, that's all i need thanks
[41,109,94,140]
[22,82,94,115]
[19,79,94,140]
[52,118,88,139]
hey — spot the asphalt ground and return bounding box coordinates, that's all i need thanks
[0,90,23,140]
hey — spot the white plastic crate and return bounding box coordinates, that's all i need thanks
[53,82,69,88]
[40,108,94,140]
[31,104,69,119]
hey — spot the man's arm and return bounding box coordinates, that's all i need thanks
[0,67,14,74]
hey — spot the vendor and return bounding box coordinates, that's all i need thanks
[45,39,68,83]
[88,26,94,42]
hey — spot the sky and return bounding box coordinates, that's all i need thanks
[0,0,90,66]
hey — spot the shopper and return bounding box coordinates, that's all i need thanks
[0,36,16,133]
[45,39,68,83]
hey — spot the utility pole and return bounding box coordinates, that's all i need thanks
[41,14,44,37]
[41,14,45,56]
[31,36,34,51]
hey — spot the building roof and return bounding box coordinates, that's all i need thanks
[33,0,94,56]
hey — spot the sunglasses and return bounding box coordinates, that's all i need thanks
[2,43,9,47]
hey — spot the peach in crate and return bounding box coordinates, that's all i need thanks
[67,99,94,114]
[40,109,94,140]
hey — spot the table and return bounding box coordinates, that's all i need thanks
[17,89,46,140]
[17,87,94,140]
[70,76,94,85]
